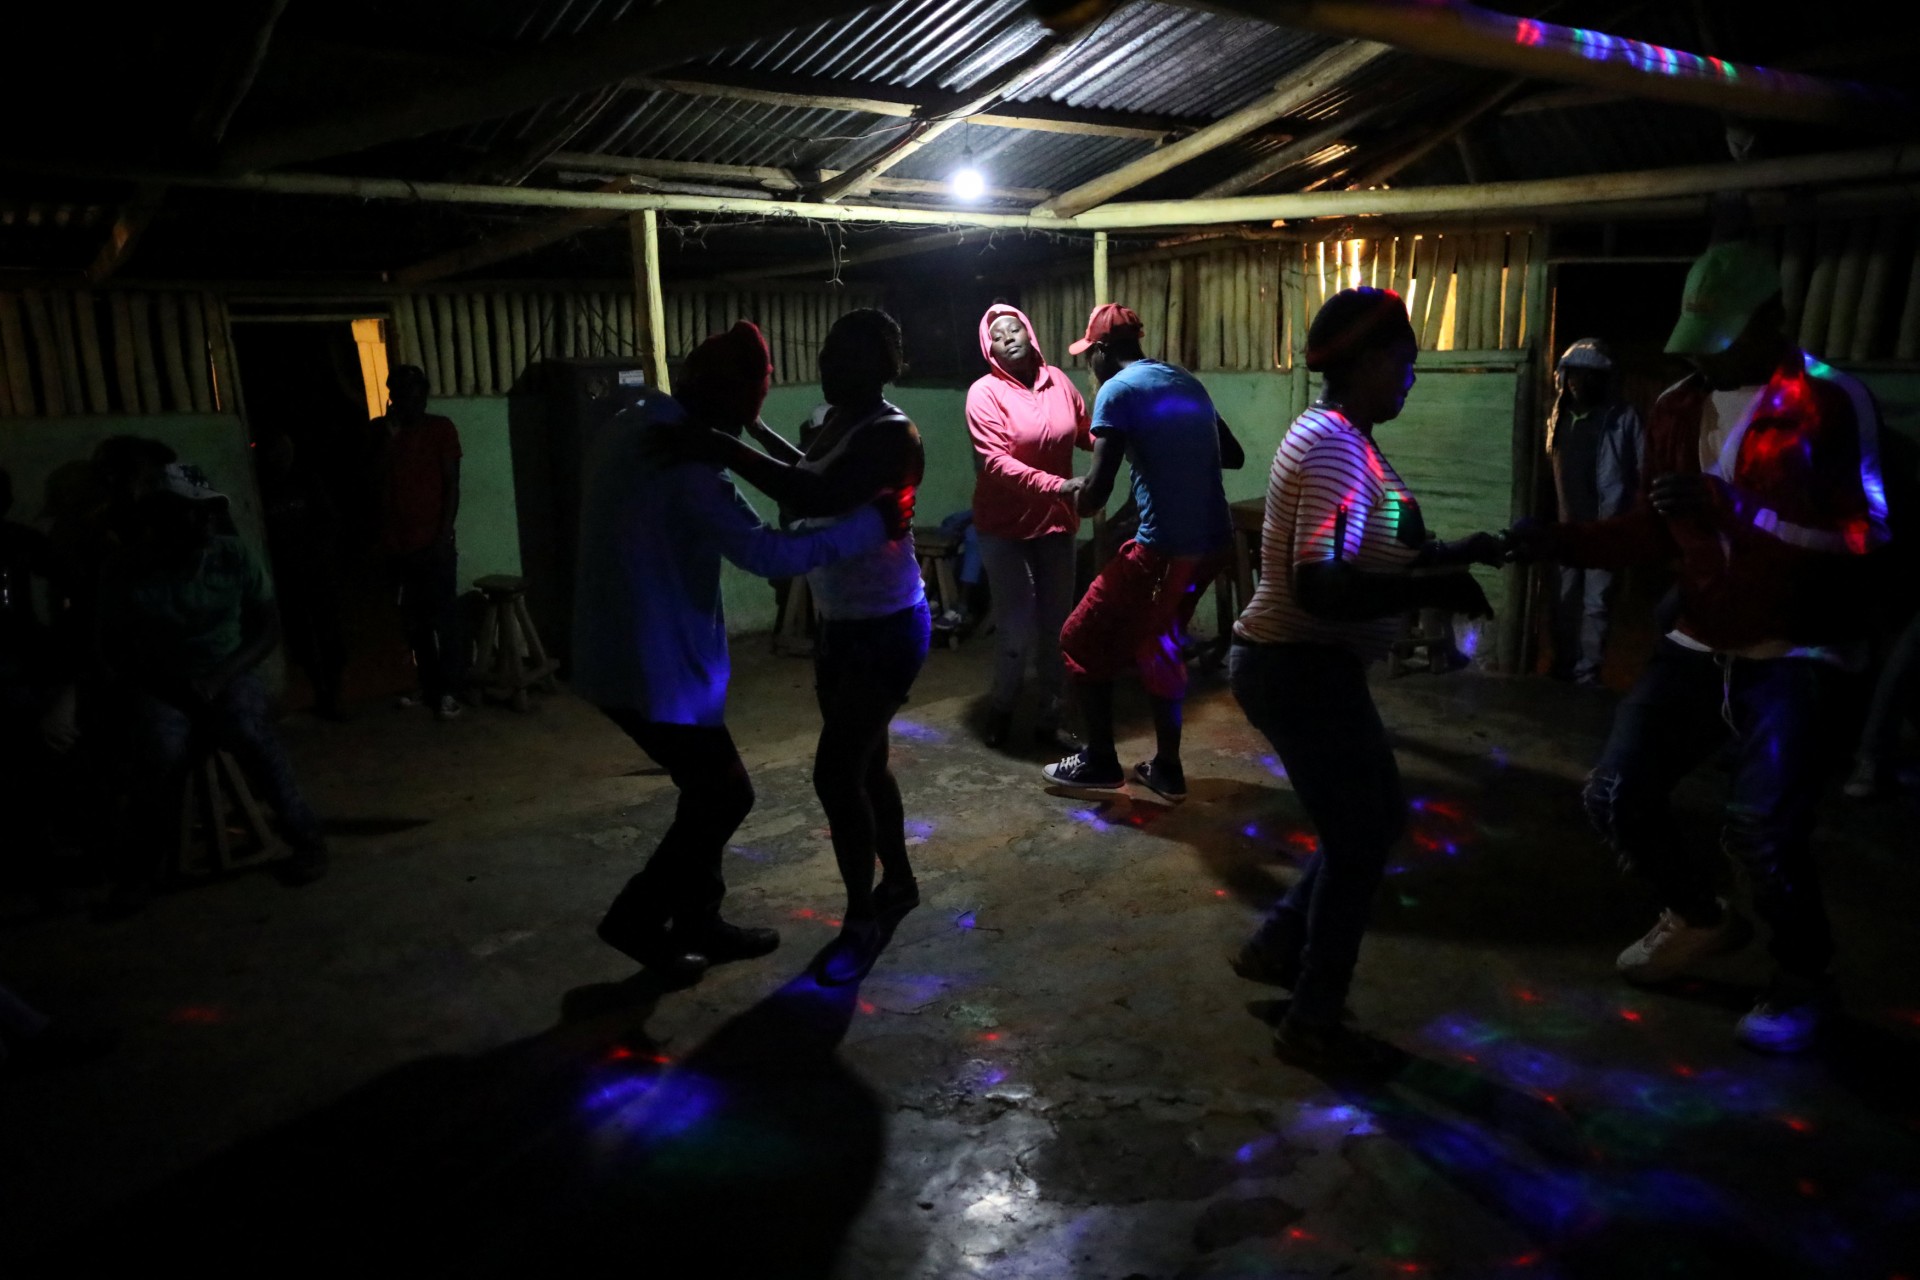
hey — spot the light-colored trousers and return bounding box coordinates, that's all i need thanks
[978,530,1078,717]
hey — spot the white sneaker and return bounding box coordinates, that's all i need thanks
[1735,976,1834,1054]
[1615,900,1752,984]
[433,695,464,722]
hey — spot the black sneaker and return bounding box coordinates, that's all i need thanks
[1130,759,1187,803]
[676,918,780,964]
[1042,752,1126,793]
[597,917,709,985]
[1274,1018,1398,1074]
[1229,936,1301,988]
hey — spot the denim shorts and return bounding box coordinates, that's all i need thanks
[815,600,933,708]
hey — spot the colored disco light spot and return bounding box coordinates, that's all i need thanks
[1798,1179,1819,1197]
[1242,823,1260,838]
[954,910,977,930]
[1213,888,1228,898]
[1671,1063,1694,1076]
[906,820,936,839]
[891,719,946,743]
[1514,989,1541,1003]
[1619,1009,1643,1022]
[826,917,843,928]
[1409,797,1427,812]
[652,1054,672,1065]
[1783,1115,1813,1133]
[607,1046,635,1061]
[1286,1227,1315,1242]
[858,1001,876,1015]
[980,1031,1000,1042]
[1510,1253,1542,1268]
[792,907,816,919]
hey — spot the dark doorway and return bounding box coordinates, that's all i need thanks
[230,319,413,710]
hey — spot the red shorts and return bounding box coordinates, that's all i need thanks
[1061,540,1227,700]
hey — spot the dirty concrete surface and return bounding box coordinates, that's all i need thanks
[3,640,1919,1278]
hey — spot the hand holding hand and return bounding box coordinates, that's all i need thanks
[870,488,915,541]
[1501,516,1553,564]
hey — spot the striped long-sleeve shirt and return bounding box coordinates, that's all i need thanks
[1234,406,1426,661]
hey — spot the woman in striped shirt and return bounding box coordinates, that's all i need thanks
[1227,287,1505,1070]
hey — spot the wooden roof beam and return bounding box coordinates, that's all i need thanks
[1195,103,1382,199]
[1035,41,1391,219]
[393,179,634,286]
[545,152,1052,204]
[1178,1,1910,128]
[217,0,880,173]
[632,72,1207,142]
[816,35,1081,203]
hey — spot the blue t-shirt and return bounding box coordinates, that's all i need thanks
[1090,360,1231,556]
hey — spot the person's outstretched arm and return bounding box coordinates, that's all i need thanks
[745,417,806,466]
[703,420,916,519]
[1076,434,1127,516]
[681,465,891,580]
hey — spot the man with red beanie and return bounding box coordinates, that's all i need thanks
[571,321,903,983]
[1513,240,1891,1053]
[1045,303,1243,802]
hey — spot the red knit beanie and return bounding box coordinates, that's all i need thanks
[678,320,772,426]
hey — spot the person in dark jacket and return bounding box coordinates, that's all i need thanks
[1511,240,1890,1054]
[1546,338,1644,685]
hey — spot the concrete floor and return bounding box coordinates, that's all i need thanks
[4,639,1919,1278]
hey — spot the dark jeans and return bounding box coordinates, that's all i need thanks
[125,671,323,884]
[598,712,752,935]
[1584,639,1851,978]
[1231,641,1407,1028]
[393,543,462,701]
[813,601,932,916]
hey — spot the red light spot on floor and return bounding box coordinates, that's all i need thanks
[859,1001,876,1015]
[1514,988,1540,1003]
[1460,1053,1478,1063]
[1510,1253,1542,1267]
[980,1032,1000,1042]
[1619,1009,1643,1022]
[651,1054,672,1065]
[826,917,843,928]
[1671,1063,1694,1077]
[607,1046,634,1060]
[1396,1264,1425,1275]
[1540,1093,1559,1105]
[1213,888,1228,898]
[1797,1179,1818,1196]
[1783,1115,1812,1133]
[792,907,816,919]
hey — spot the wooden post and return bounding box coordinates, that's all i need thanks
[471,294,494,395]
[1779,220,1813,335]
[1895,245,1920,361]
[107,293,139,412]
[1500,232,1527,349]
[631,210,670,392]
[509,293,529,375]
[0,294,33,416]
[1422,237,1457,351]
[490,294,513,389]
[1851,216,1901,362]
[128,293,163,414]
[1799,219,1842,354]
[203,293,241,417]
[1825,218,1873,358]
[22,292,67,417]
[156,292,194,413]
[181,290,211,412]
[1164,257,1186,366]
[1093,231,1110,306]
[73,292,112,414]
[47,291,86,413]
[1287,247,1310,421]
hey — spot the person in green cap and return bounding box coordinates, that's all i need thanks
[1510,238,1891,1054]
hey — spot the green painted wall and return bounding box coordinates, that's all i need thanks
[431,396,523,587]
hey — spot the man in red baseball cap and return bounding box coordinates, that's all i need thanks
[1045,303,1243,802]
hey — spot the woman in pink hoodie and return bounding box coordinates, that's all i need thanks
[965,303,1092,749]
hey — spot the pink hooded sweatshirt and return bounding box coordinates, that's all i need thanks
[965,303,1093,541]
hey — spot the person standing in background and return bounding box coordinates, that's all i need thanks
[1546,339,1643,686]
[965,302,1092,751]
[372,365,464,721]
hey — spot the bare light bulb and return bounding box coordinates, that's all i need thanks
[950,165,987,201]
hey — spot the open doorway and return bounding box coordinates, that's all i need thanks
[1539,260,1692,687]
[230,315,414,712]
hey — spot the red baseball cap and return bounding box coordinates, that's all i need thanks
[1068,303,1144,355]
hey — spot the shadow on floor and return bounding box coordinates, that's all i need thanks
[45,965,889,1278]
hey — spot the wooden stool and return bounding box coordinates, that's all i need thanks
[914,527,965,648]
[473,574,560,711]
[177,750,285,877]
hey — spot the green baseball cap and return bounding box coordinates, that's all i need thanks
[1665,240,1782,356]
